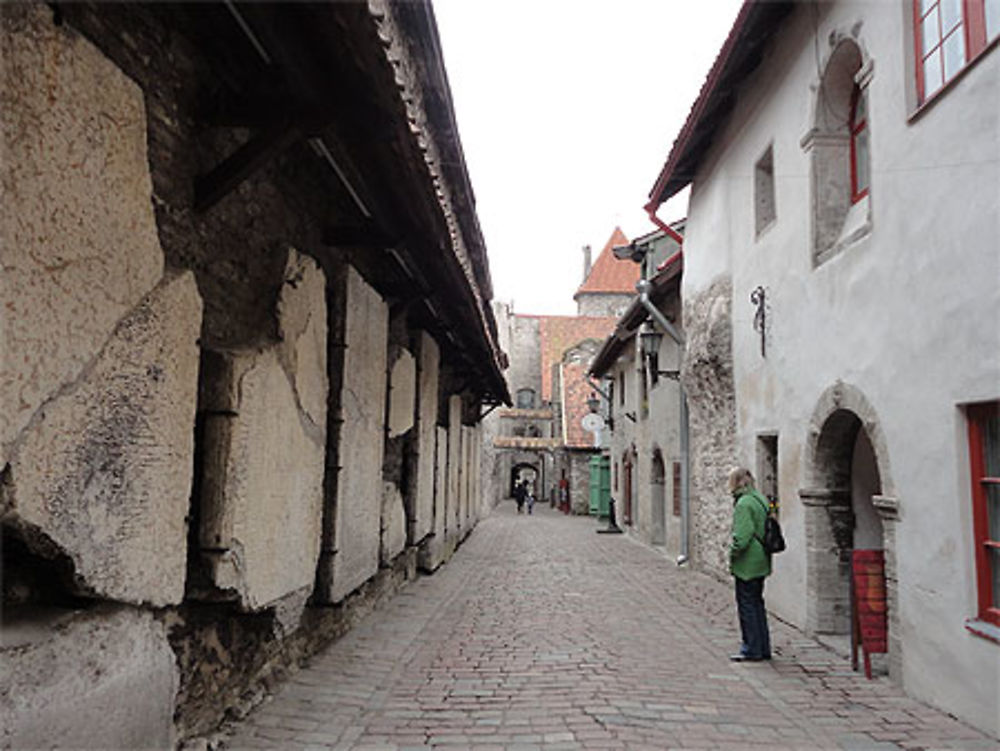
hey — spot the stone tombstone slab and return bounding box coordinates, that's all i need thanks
[418,425,449,572]
[472,423,482,518]
[461,425,473,529]
[447,395,463,538]
[276,250,328,430]
[199,250,327,611]
[388,349,416,438]
[1,607,177,750]
[4,272,202,606]
[328,266,388,603]
[1,4,164,467]
[413,333,440,543]
[433,425,448,541]
[380,481,407,565]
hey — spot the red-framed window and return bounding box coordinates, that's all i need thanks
[914,0,1000,104]
[849,87,869,203]
[968,401,1000,627]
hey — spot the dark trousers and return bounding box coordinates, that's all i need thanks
[735,576,771,659]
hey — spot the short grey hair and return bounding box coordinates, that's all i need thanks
[727,466,755,494]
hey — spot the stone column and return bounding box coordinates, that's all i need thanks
[873,494,901,682]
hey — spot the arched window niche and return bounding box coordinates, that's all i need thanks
[801,33,874,266]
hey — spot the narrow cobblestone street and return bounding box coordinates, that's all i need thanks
[221,504,996,751]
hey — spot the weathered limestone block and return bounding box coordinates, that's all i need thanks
[418,426,448,572]
[277,250,328,429]
[325,267,388,603]
[434,426,448,538]
[412,333,440,544]
[388,349,416,438]
[447,395,462,539]
[0,4,164,467]
[3,272,201,606]
[199,348,325,610]
[681,276,737,577]
[1,606,177,750]
[461,424,473,530]
[199,251,327,611]
[380,482,407,565]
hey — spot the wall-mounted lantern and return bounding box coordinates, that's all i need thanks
[639,320,680,380]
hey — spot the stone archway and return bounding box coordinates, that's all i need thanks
[800,381,900,678]
[510,462,539,498]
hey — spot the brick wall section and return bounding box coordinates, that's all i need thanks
[560,361,596,449]
[535,316,617,402]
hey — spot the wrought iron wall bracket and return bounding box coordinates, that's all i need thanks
[750,285,767,358]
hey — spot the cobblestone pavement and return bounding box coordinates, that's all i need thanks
[221,503,996,750]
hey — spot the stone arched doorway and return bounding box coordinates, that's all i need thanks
[651,449,666,546]
[510,462,538,498]
[800,382,900,678]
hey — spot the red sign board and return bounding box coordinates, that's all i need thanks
[852,549,887,679]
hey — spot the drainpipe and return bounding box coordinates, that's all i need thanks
[645,201,685,245]
[636,277,690,566]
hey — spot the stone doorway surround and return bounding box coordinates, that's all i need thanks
[799,381,901,680]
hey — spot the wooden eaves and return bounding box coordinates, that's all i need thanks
[177,0,509,405]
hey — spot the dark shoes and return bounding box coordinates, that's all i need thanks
[729,653,771,662]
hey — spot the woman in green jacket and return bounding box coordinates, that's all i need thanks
[728,467,772,661]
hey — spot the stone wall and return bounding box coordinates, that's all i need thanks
[576,293,634,319]
[1,4,494,745]
[2,606,178,749]
[680,276,737,578]
[1,7,200,743]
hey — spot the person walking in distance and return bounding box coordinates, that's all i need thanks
[727,466,772,661]
[514,479,525,514]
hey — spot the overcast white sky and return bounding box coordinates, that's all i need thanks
[434,0,744,315]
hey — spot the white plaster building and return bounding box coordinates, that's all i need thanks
[644,0,999,735]
[589,228,686,554]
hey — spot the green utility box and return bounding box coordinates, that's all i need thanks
[588,455,611,518]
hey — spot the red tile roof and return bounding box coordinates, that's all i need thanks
[529,315,618,402]
[560,361,598,449]
[574,227,639,298]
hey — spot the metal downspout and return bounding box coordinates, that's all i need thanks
[636,278,690,566]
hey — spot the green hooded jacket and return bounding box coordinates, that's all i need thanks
[729,487,772,581]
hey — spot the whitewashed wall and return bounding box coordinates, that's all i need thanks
[679,0,999,734]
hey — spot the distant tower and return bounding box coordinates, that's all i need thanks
[574,227,638,317]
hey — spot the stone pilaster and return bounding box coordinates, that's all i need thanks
[873,494,902,682]
[801,487,852,634]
